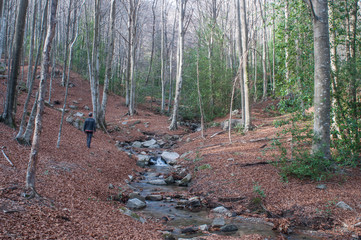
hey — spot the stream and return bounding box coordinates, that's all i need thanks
[117,139,323,240]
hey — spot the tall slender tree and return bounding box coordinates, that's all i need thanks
[99,0,116,128]
[169,0,188,130]
[1,0,29,128]
[309,0,331,159]
[26,0,58,197]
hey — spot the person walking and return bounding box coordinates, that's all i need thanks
[83,112,96,148]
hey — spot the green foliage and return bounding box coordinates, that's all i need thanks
[196,164,212,171]
[253,182,266,198]
[271,113,335,181]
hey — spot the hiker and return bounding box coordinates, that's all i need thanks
[83,112,96,148]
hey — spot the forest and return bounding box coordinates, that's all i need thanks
[0,0,361,239]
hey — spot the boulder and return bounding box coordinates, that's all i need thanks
[211,218,225,228]
[179,174,192,186]
[119,207,146,223]
[132,141,143,148]
[142,139,157,148]
[66,116,74,124]
[74,112,84,117]
[198,224,208,231]
[69,105,77,110]
[221,119,243,130]
[129,192,146,202]
[126,198,146,209]
[136,155,150,167]
[145,195,163,201]
[165,175,175,184]
[161,152,179,165]
[336,201,353,211]
[186,197,203,212]
[211,206,232,217]
[220,224,238,232]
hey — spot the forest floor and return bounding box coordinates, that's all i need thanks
[1,65,361,240]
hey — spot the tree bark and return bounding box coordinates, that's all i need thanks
[61,0,73,87]
[128,0,140,116]
[1,0,29,128]
[17,0,49,141]
[26,0,58,195]
[91,0,101,122]
[169,0,187,130]
[26,0,38,89]
[99,0,116,129]
[239,0,251,131]
[311,0,331,159]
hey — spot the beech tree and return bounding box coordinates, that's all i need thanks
[1,0,29,128]
[308,0,331,159]
[26,0,58,196]
[169,0,188,130]
[99,0,116,128]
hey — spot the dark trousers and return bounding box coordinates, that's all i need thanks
[86,132,93,148]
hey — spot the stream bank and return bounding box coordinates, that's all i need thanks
[114,137,325,240]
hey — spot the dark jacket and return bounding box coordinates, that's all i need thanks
[83,118,96,132]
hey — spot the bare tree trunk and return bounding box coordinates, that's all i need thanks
[17,0,49,141]
[259,0,267,100]
[160,0,166,112]
[196,44,205,139]
[91,0,100,122]
[83,4,92,83]
[329,0,341,137]
[26,0,58,196]
[99,0,116,129]
[128,0,140,116]
[0,0,7,59]
[236,0,245,125]
[311,0,331,159]
[285,0,290,91]
[22,92,39,145]
[240,0,251,131]
[1,0,29,128]
[169,0,187,130]
[272,4,275,95]
[145,0,157,87]
[61,0,73,86]
[57,3,81,148]
[26,0,37,89]
[48,33,56,103]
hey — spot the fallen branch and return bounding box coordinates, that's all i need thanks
[210,131,225,138]
[1,148,14,167]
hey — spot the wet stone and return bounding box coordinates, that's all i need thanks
[211,206,232,217]
[126,198,146,209]
[181,227,198,234]
[212,217,226,228]
[132,141,143,148]
[161,152,180,165]
[129,192,146,202]
[198,224,208,231]
[179,174,192,186]
[145,195,163,201]
[142,139,157,148]
[165,175,175,184]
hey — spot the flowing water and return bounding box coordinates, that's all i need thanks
[130,159,321,240]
